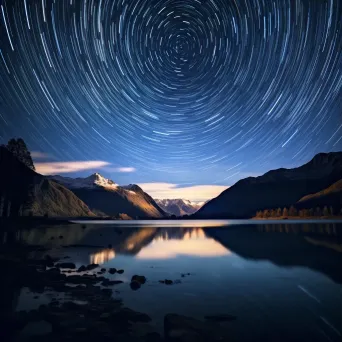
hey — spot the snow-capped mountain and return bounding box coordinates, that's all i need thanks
[49,174,167,219]
[155,199,204,216]
[50,173,118,190]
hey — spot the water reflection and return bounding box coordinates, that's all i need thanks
[136,228,230,259]
[90,248,115,264]
[1,221,342,283]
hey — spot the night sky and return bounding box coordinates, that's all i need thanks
[0,0,341,201]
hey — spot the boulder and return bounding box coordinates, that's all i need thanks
[85,264,99,271]
[131,275,146,284]
[109,268,117,274]
[130,281,141,290]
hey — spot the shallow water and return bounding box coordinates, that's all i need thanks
[2,220,342,341]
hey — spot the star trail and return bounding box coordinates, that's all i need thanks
[0,0,341,191]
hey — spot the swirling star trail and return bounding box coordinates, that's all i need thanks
[0,0,341,194]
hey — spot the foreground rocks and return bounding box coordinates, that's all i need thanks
[0,247,236,342]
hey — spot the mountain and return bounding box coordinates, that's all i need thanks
[49,175,167,219]
[296,179,342,211]
[0,146,94,217]
[155,199,204,216]
[195,152,342,219]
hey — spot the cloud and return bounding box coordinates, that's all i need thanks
[35,161,111,175]
[31,151,51,159]
[138,182,228,202]
[104,167,136,173]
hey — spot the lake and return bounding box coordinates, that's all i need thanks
[1,219,342,341]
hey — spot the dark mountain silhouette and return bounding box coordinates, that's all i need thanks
[205,223,342,284]
[0,146,94,217]
[195,152,342,218]
[49,175,167,219]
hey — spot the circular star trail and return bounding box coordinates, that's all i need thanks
[0,0,341,185]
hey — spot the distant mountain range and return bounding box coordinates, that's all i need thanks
[195,152,342,218]
[1,144,341,219]
[48,174,167,219]
[155,199,204,216]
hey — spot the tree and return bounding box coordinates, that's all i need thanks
[263,209,270,218]
[323,206,329,217]
[315,207,322,217]
[282,207,288,217]
[289,206,297,217]
[329,206,334,216]
[276,208,282,217]
[6,138,35,170]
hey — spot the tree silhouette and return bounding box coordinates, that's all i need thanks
[6,138,35,170]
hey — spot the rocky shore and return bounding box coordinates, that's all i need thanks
[0,245,233,342]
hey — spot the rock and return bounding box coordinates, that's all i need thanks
[102,279,124,286]
[85,263,99,271]
[101,268,106,272]
[164,314,228,342]
[59,235,64,239]
[131,275,146,284]
[130,281,141,290]
[55,262,76,269]
[159,279,173,285]
[109,268,117,274]
[117,269,124,274]
[78,265,86,272]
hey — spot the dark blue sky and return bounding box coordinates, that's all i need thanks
[0,0,341,200]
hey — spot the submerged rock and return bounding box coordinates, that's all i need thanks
[85,263,99,271]
[102,279,124,287]
[131,275,146,284]
[130,281,141,291]
[77,265,86,272]
[117,269,124,274]
[109,268,117,274]
[159,279,173,285]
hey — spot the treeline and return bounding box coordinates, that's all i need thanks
[255,206,342,218]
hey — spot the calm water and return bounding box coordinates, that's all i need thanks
[2,220,342,341]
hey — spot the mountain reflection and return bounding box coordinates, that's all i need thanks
[90,248,115,264]
[136,228,230,259]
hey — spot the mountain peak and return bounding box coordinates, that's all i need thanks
[122,184,143,193]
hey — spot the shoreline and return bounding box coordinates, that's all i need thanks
[253,216,342,220]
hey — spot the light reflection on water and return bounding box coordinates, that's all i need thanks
[136,228,230,259]
[2,220,342,342]
[90,248,115,264]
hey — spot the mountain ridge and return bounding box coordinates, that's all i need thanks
[195,151,342,218]
[49,174,167,219]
